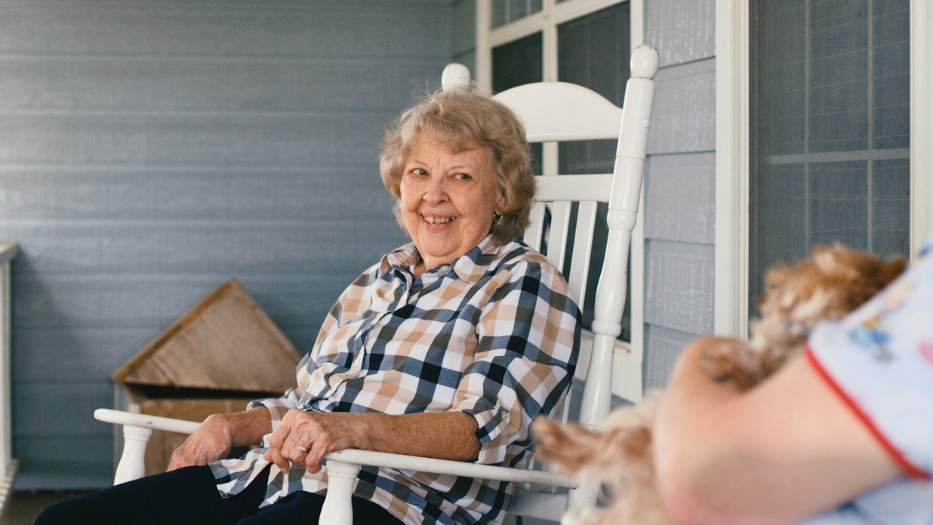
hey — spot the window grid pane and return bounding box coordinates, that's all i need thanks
[492,0,544,28]
[491,33,543,174]
[751,0,910,308]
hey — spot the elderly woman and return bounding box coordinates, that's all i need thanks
[37,88,581,525]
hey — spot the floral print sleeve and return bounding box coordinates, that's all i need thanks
[806,236,933,480]
[799,236,933,525]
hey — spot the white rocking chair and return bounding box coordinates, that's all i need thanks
[95,44,659,524]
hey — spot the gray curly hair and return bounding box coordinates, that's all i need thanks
[379,88,535,244]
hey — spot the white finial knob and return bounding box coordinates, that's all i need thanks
[630,45,660,78]
[442,63,471,91]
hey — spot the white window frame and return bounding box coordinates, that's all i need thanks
[474,0,646,402]
[714,0,932,338]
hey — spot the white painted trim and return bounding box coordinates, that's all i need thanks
[630,0,644,45]
[0,243,16,489]
[911,0,933,249]
[542,1,559,82]
[475,0,492,91]
[553,0,628,24]
[713,0,750,338]
[626,0,645,403]
[0,459,17,516]
[489,11,548,48]
[542,1,560,176]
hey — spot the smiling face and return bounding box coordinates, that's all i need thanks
[399,134,503,275]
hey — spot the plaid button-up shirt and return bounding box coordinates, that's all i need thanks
[211,235,581,524]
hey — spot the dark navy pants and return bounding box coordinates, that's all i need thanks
[34,465,403,525]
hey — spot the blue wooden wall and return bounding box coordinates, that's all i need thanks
[0,0,453,489]
[641,0,717,390]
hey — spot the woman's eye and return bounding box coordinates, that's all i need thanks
[411,168,428,176]
[455,172,471,181]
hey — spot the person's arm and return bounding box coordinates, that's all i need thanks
[652,336,902,525]
[168,407,273,470]
[263,409,480,474]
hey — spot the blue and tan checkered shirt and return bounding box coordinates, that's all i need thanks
[211,235,581,524]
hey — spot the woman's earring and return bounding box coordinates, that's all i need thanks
[492,213,503,223]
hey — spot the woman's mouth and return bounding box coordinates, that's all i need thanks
[423,215,455,225]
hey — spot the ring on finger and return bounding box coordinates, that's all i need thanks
[295,443,310,454]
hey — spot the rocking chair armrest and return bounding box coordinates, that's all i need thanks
[324,448,578,488]
[95,408,203,485]
[319,449,579,525]
[93,409,579,523]
[92,410,576,487]
[95,408,203,434]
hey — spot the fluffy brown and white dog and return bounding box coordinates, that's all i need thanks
[532,244,907,525]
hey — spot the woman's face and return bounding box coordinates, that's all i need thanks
[399,134,503,273]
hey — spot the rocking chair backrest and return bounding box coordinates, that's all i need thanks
[442,45,658,428]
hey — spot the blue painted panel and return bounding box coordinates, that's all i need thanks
[13,383,113,435]
[0,2,450,59]
[0,168,398,222]
[643,325,696,390]
[644,153,715,244]
[13,436,114,490]
[645,0,715,66]
[640,0,717,397]
[0,0,450,489]
[12,328,155,383]
[0,221,398,275]
[646,58,716,155]
[0,58,441,113]
[0,113,393,166]
[644,240,715,335]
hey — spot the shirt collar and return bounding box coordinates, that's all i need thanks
[382,234,504,283]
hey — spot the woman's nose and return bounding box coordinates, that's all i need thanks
[423,176,448,204]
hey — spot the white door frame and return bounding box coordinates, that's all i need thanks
[714,0,750,338]
[714,0,931,337]
[910,0,933,247]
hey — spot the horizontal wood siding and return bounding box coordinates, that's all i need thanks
[644,241,715,335]
[644,0,715,65]
[0,0,451,489]
[644,153,715,245]
[641,0,716,388]
[646,59,716,155]
[642,325,696,390]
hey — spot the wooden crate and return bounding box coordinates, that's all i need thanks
[110,278,300,476]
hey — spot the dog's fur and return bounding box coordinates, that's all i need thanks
[532,244,907,525]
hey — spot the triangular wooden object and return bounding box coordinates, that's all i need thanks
[111,278,299,393]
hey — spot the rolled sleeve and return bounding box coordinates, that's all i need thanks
[248,386,301,432]
[454,260,580,465]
